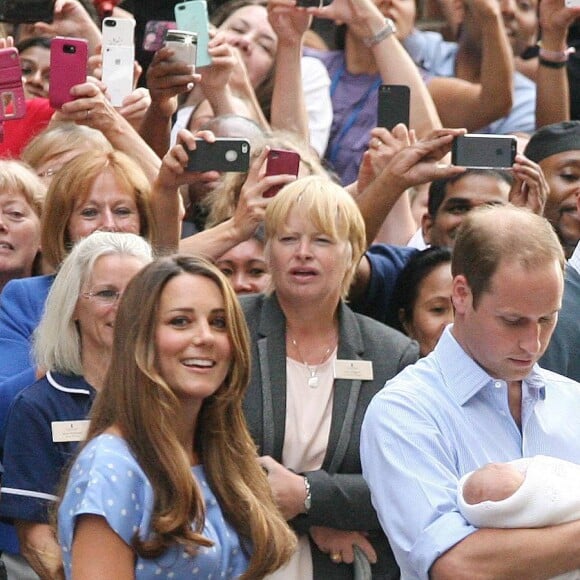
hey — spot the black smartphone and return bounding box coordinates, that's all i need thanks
[296,0,323,6]
[377,84,410,131]
[452,134,517,169]
[187,138,250,172]
[0,0,54,23]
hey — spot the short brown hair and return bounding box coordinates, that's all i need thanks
[452,204,565,307]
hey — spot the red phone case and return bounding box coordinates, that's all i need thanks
[264,149,301,198]
[0,48,26,121]
[49,37,88,109]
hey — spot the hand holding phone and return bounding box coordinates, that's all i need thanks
[0,48,26,121]
[263,149,301,198]
[187,138,250,172]
[49,37,88,109]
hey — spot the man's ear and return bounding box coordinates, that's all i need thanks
[452,274,471,315]
[422,213,434,244]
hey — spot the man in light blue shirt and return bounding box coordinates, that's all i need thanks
[361,204,580,579]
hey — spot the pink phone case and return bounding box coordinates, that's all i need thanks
[49,37,88,109]
[0,48,26,121]
[264,149,301,198]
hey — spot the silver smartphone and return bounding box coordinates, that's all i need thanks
[452,134,517,169]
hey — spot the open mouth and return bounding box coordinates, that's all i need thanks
[182,358,216,369]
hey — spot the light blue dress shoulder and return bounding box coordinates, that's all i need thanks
[58,434,250,579]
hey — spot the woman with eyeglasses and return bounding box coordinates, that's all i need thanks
[0,232,153,580]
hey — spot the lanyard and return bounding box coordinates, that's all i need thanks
[327,63,382,166]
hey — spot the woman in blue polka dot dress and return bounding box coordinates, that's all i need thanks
[58,255,296,579]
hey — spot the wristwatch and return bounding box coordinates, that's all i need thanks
[303,475,312,513]
[362,18,397,48]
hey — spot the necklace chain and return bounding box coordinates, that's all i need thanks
[289,335,336,389]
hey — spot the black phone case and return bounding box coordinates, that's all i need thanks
[187,139,250,172]
[0,0,54,23]
[378,84,410,131]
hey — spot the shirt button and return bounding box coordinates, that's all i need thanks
[494,381,503,389]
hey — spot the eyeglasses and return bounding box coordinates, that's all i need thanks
[82,288,122,305]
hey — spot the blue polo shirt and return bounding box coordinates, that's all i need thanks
[0,372,95,552]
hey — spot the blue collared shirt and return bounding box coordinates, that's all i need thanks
[360,326,580,580]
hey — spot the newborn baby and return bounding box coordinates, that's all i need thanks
[458,456,580,580]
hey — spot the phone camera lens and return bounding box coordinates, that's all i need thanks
[106,20,116,26]
[63,45,77,54]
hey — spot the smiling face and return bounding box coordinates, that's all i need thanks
[423,174,510,248]
[74,254,146,356]
[66,170,141,244]
[538,150,580,257]
[268,205,351,307]
[452,258,563,381]
[155,274,233,407]
[219,4,277,88]
[402,262,454,357]
[216,238,269,295]
[0,189,41,284]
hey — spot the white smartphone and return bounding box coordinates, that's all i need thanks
[102,17,135,46]
[102,45,134,106]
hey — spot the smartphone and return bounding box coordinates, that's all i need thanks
[187,138,250,172]
[296,0,323,6]
[452,134,517,169]
[102,17,135,46]
[378,84,410,131]
[263,149,301,198]
[164,30,197,66]
[143,20,176,52]
[0,0,54,23]
[102,45,134,106]
[564,0,580,7]
[49,37,88,109]
[174,0,211,67]
[0,48,26,121]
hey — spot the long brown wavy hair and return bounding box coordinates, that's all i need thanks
[76,255,296,577]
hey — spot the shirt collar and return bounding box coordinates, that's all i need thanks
[568,243,580,275]
[433,326,546,405]
[46,370,95,396]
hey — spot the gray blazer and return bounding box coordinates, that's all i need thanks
[240,293,419,580]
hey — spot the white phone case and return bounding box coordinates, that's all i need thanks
[102,45,134,107]
[102,17,135,47]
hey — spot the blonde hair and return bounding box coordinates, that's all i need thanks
[33,232,153,375]
[40,150,156,270]
[264,175,366,299]
[0,159,46,217]
[21,122,112,170]
[77,255,295,576]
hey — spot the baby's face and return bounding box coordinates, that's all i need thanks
[464,463,525,505]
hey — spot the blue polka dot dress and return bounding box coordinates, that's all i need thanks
[58,434,250,579]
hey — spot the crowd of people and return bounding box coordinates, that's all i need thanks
[0,0,579,577]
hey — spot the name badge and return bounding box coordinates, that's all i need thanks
[334,359,374,381]
[51,420,90,443]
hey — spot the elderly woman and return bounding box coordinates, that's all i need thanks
[58,255,295,578]
[239,176,419,579]
[0,160,45,292]
[0,232,153,580]
[0,149,157,390]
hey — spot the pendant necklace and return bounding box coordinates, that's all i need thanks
[290,336,335,388]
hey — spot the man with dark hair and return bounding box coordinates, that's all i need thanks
[361,205,580,579]
[541,187,580,381]
[524,120,580,258]
[421,169,513,248]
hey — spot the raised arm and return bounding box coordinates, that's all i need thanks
[309,0,442,139]
[428,0,514,131]
[268,0,312,145]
